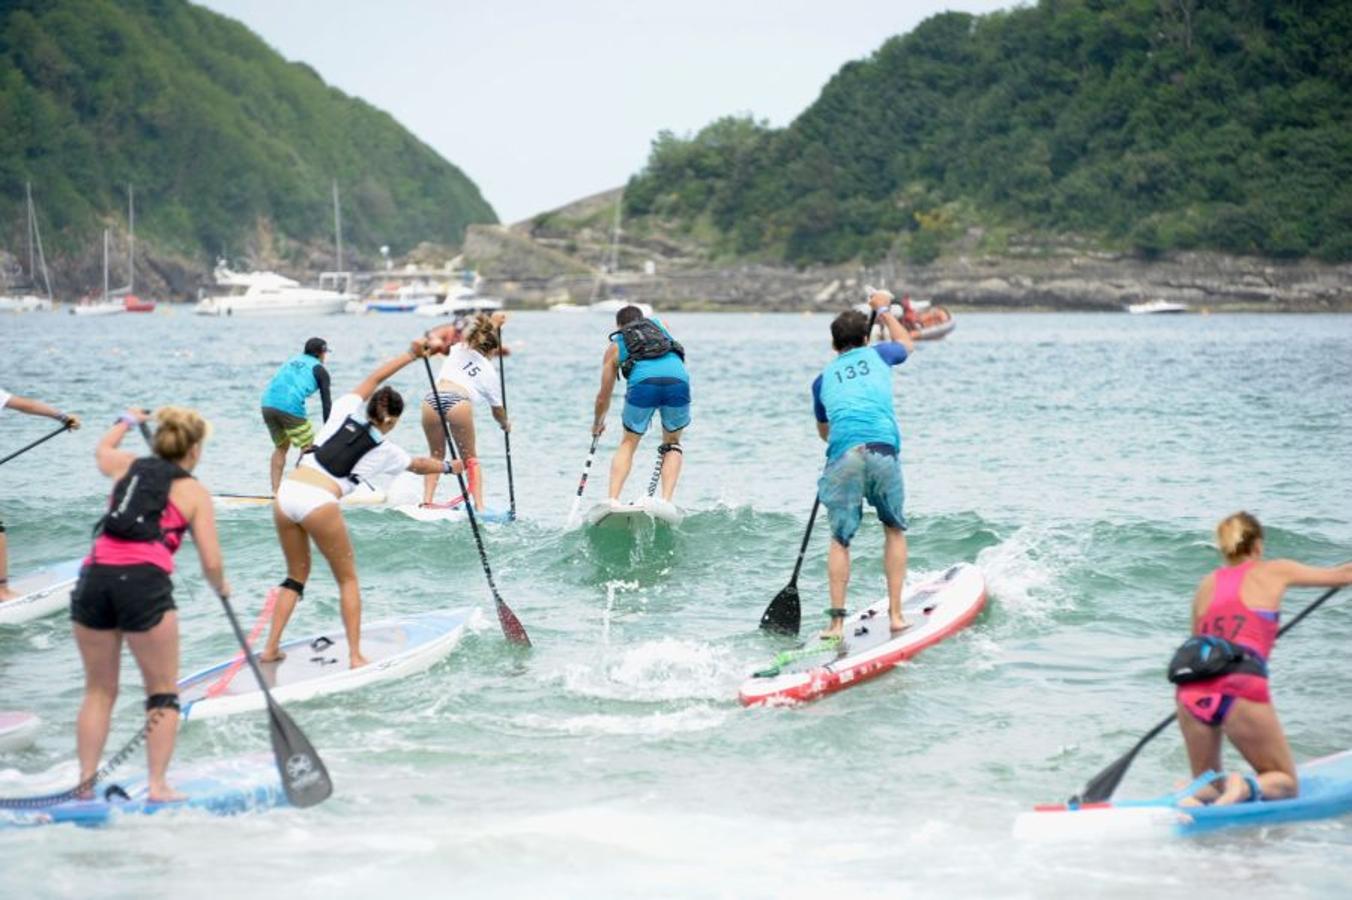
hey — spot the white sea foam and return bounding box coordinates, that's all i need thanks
[512,705,729,737]
[560,638,739,702]
[975,524,1082,620]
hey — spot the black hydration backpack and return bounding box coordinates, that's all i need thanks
[313,416,379,482]
[99,457,192,542]
[611,318,685,379]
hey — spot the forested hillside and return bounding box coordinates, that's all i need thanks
[623,0,1352,265]
[0,0,494,274]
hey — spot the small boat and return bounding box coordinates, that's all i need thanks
[70,230,124,317]
[121,294,155,313]
[116,186,156,313]
[863,300,955,341]
[413,282,504,318]
[1126,299,1189,315]
[348,281,441,314]
[0,183,54,313]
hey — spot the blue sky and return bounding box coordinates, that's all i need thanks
[200,0,1016,224]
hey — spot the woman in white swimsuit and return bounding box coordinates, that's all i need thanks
[260,337,463,669]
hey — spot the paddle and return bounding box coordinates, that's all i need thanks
[496,325,516,520]
[758,497,820,636]
[566,433,601,528]
[423,357,531,646]
[217,592,333,807]
[0,419,73,467]
[205,588,279,698]
[1070,583,1346,805]
[759,302,880,637]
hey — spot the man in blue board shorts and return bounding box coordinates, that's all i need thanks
[591,305,690,502]
[260,337,332,493]
[812,291,915,638]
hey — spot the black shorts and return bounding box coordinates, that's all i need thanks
[70,563,177,632]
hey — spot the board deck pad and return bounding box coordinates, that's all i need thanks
[585,497,684,530]
[1014,750,1352,841]
[0,558,82,626]
[739,562,986,706]
[0,712,41,752]
[0,754,286,829]
[179,607,474,719]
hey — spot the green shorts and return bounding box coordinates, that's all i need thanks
[262,407,315,449]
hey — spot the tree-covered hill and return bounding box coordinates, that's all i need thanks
[623,0,1352,266]
[0,0,495,277]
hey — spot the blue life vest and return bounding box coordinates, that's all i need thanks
[261,354,321,417]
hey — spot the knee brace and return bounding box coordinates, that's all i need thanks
[145,693,180,713]
[280,577,305,597]
[658,442,683,456]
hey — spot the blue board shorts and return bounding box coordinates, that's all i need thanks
[622,377,691,435]
[817,443,906,546]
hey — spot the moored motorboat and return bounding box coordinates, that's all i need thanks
[1126,299,1189,315]
[195,265,351,316]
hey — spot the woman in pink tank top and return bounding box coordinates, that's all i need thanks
[1176,512,1352,806]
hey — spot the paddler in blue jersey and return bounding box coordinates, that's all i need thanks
[260,337,332,493]
[591,305,690,503]
[812,291,915,638]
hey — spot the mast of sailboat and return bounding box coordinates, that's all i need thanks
[127,184,135,293]
[102,229,110,303]
[27,182,52,300]
[332,179,343,272]
[25,182,35,283]
[587,192,624,305]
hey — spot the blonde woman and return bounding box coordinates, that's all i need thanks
[420,313,510,510]
[1175,512,1352,806]
[71,407,226,802]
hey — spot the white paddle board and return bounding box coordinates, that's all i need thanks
[0,754,286,829]
[739,563,987,706]
[178,607,476,720]
[0,558,82,625]
[585,496,684,530]
[213,482,387,511]
[392,502,512,524]
[0,712,41,752]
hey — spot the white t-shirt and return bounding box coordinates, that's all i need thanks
[300,393,412,496]
[435,345,502,408]
[0,389,11,413]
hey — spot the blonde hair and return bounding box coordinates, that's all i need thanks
[1217,511,1263,563]
[463,313,502,356]
[152,406,211,462]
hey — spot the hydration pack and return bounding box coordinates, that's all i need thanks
[98,457,191,542]
[1166,635,1267,685]
[312,416,379,482]
[611,319,685,379]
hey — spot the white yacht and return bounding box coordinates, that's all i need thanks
[348,281,442,314]
[413,282,504,318]
[195,265,351,316]
[1126,299,1189,315]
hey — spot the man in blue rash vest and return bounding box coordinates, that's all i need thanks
[812,291,916,638]
[261,337,332,493]
[591,305,690,503]
[0,389,80,601]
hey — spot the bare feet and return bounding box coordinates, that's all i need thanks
[349,653,370,669]
[257,649,287,663]
[890,616,909,634]
[147,783,187,804]
[0,586,15,602]
[1212,773,1256,806]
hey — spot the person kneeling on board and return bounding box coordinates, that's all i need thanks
[418,313,510,510]
[1171,512,1352,806]
[261,337,463,669]
[260,337,332,494]
[813,291,915,638]
[0,388,80,601]
[72,407,226,802]
[591,305,690,503]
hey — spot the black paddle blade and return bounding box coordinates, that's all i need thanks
[1070,751,1137,805]
[497,600,532,647]
[266,699,333,808]
[759,584,801,636]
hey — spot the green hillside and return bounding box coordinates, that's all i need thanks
[0,0,495,268]
[624,0,1352,265]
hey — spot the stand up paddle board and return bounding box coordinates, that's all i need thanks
[213,482,386,510]
[392,502,512,524]
[0,712,41,752]
[178,607,475,720]
[1014,750,1352,841]
[585,496,684,530]
[739,563,986,706]
[0,754,286,829]
[0,558,82,625]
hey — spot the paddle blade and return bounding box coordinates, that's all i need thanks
[759,584,801,636]
[266,698,333,808]
[497,599,532,647]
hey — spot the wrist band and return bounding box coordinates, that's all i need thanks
[117,413,138,428]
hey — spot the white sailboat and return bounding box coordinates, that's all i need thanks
[0,183,54,312]
[71,230,125,316]
[572,191,653,317]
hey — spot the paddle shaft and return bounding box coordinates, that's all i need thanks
[423,357,530,646]
[1073,583,1346,804]
[567,433,601,527]
[497,328,516,519]
[0,420,71,467]
[788,497,821,587]
[205,589,279,698]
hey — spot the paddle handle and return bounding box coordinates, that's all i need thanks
[566,433,601,528]
[424,357,530,646]
[0,420,72,467]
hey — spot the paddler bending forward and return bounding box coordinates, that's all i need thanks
[260,337,464,669]
[1173,512,1352,805]
[72,407,226,802]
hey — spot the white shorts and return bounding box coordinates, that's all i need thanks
[275,479,339,524]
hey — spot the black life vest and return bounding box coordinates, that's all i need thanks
[1166,634,1267,685]
[98,457,192,543]
[610,318,685,379]
[312,416,379,483]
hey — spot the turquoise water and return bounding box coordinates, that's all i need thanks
[2,310,1351,898]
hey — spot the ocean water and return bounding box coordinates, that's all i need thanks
[1,310,1350,898]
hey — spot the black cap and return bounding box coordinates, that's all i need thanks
[304,337,328,357]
